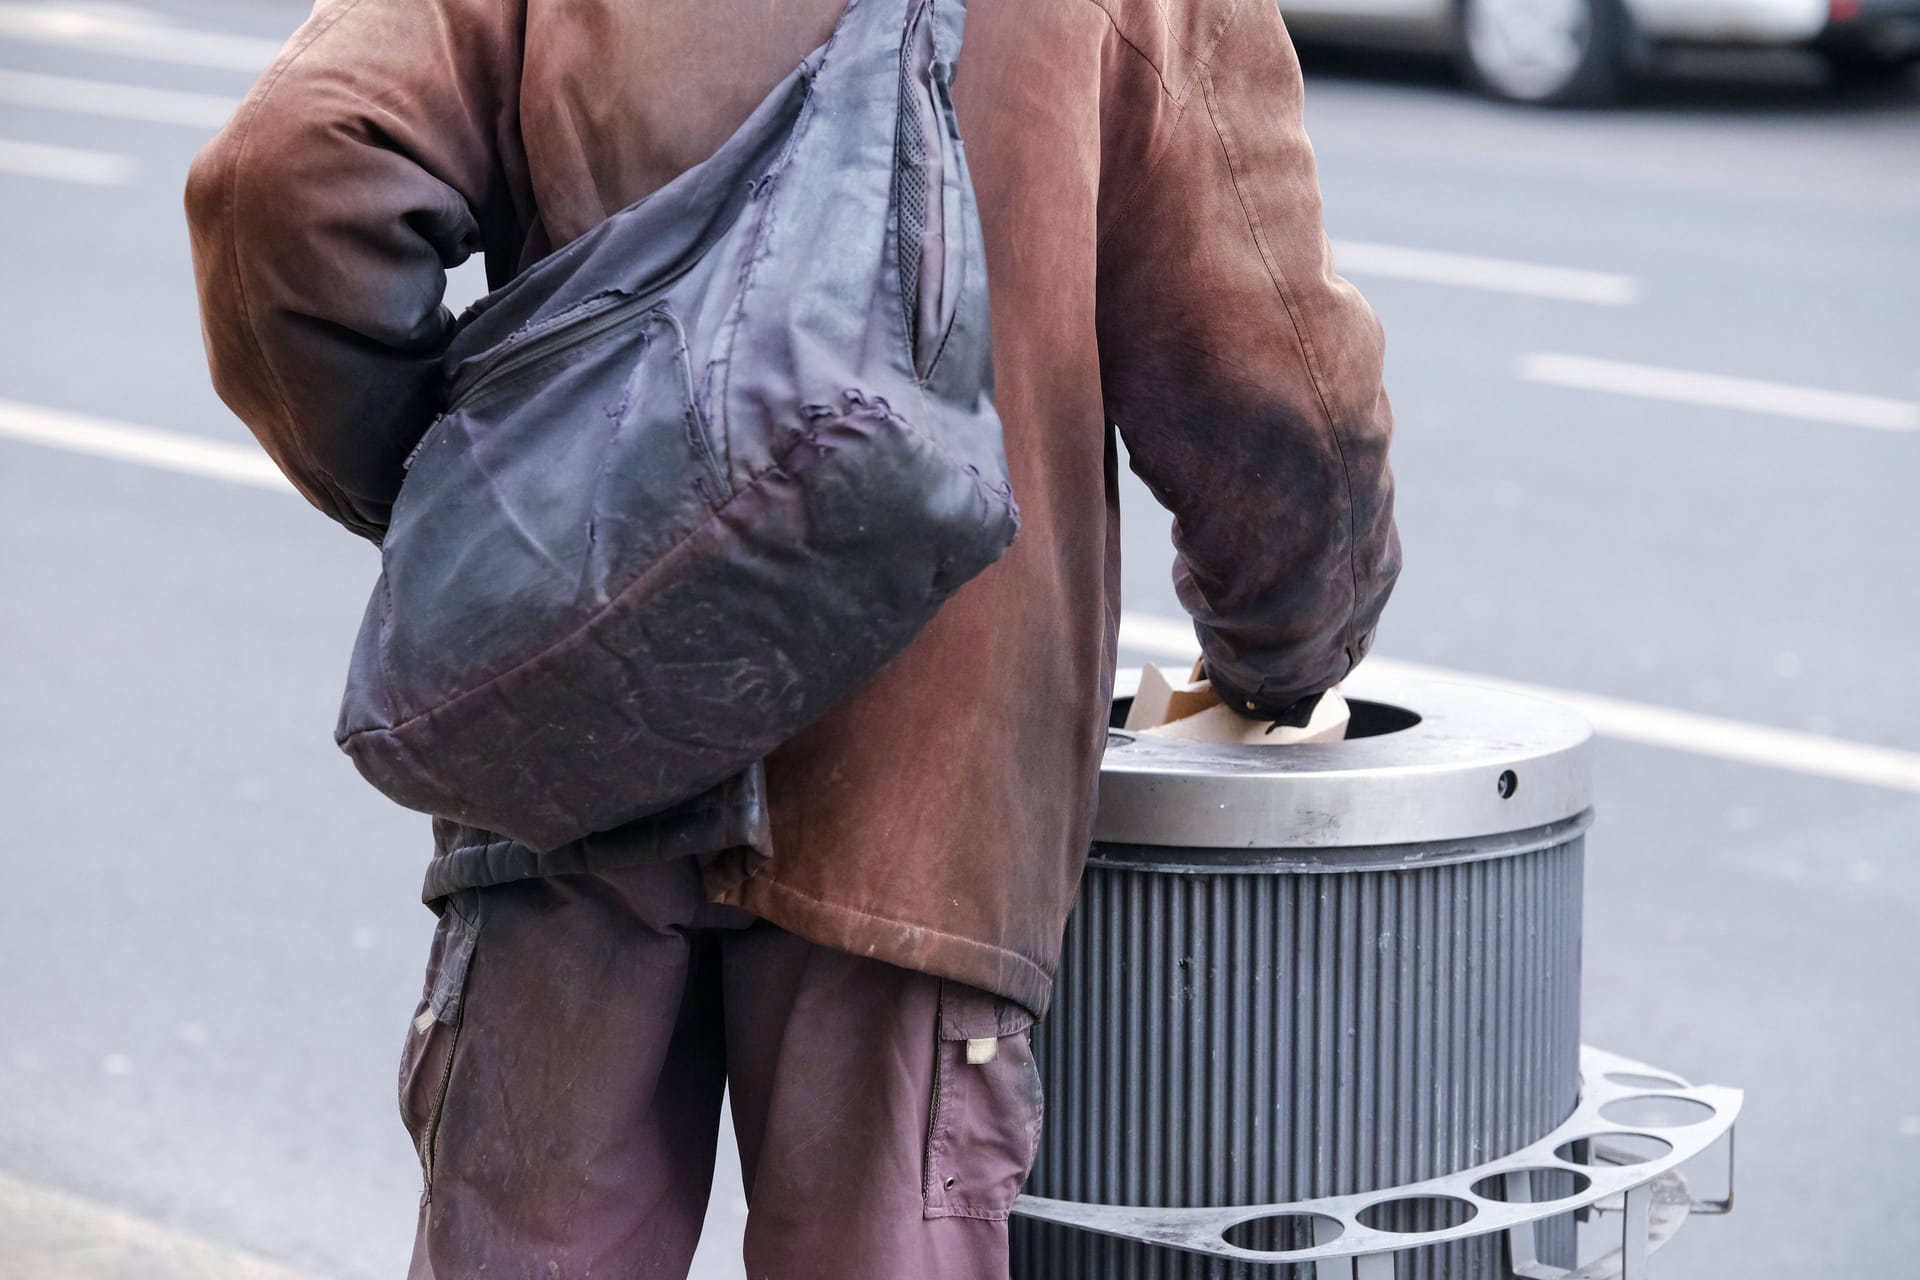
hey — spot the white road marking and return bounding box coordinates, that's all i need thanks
[1331,239,1640,306]
[5,400,1913,794]
[0,3,280,72]
[0,137,132,185]
[0,69,237,129]
[1518,353,1920,431]
[1117,612,1920,794]
[0,1169,315,1279]
[0,400,290,491]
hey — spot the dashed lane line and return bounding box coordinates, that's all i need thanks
[0,3,281,71]
[0,399,289,490]
[1519,353,1920,431]
[1117,611,1920,794]
[4,398,1915,793]
[1332,240,1641,306]
[0,69,238,129]
[0,138,132,185]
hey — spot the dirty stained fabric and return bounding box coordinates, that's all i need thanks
[185,0,1400,1018]
[335,0,1018,855]
[402,858,1044,1278]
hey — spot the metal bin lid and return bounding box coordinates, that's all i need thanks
[1097,665,1592,852]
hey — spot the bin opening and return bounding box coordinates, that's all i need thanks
[1345,698,1422,739]
[1108,695,1421,739]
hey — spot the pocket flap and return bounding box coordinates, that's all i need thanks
[424,890,485,1023]
[937,981,1035,1042]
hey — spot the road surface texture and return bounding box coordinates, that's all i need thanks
[2,2,1915,1276]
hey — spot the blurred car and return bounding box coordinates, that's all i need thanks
[1280,0,1920,103]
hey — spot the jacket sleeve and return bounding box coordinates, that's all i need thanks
[184,0,527,541]
[1095,0,1400,719]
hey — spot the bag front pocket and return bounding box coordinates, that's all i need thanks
[923,980,1045,1221]
[397,889,484,1197]
[894,0,964,380]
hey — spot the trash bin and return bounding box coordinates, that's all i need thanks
[1012,668,1596,1279]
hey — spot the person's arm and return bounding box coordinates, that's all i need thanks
[1096,0,1400,719]
[184,0,528,541]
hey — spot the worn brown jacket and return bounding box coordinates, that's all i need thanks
[187,0,1398,1016]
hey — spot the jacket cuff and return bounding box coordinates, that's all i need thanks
[1205,666,1325,727]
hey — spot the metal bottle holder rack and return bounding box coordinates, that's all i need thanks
[1009,669,1740,1279]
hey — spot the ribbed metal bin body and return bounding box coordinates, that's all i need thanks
[1014,831,1584,1278]
[1011,673,1593,1279]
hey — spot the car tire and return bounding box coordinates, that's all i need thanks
[1819,47,1916,90]
[1457,0,1629,106]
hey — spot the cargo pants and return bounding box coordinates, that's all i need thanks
[399,856,1046,1279]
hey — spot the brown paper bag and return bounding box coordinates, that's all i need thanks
[1126,663,1349,745]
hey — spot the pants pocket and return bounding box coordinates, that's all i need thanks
[398,889,484,1198]
[923,980,1045,1221]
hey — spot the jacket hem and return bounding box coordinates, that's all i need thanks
[709,869,1056,1019]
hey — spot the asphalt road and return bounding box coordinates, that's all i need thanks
[2,2,1916,1277]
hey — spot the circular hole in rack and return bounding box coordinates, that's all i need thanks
[1599,1094,1717,1128]
[1554,1132,1674,1167]
[1222,1212,1343,1254]
[1470,1168,1593,1204]
[1605,1071,1686,1091]
[1355,1195,1477,1233]
[1497,769,1519,798]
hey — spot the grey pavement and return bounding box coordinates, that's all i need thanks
[1,3,1916,1277]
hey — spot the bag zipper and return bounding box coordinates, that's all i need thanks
[445,291,654,411]
[443,185,777,417]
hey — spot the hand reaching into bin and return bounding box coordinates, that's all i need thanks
[1124,662,1350,744]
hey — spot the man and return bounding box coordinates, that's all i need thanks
[186,0,1398,1275]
